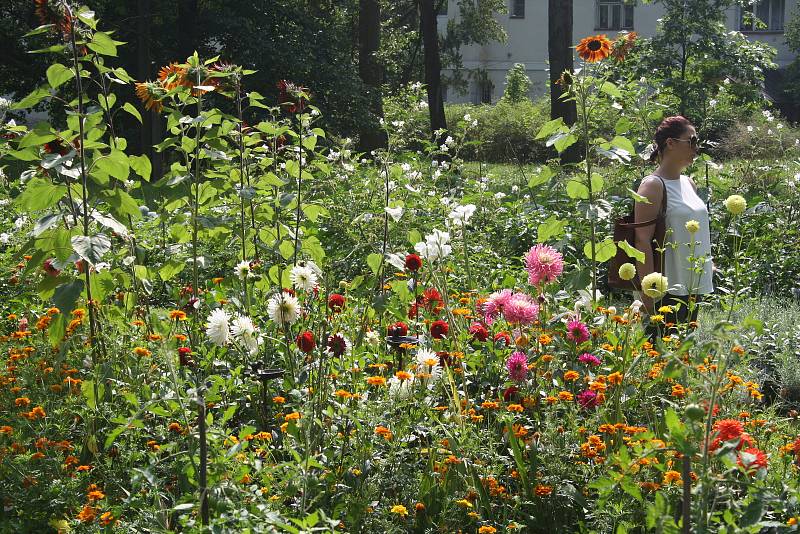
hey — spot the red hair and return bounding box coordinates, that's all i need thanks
[650,116,693,162]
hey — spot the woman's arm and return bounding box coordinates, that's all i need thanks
[633,177,664,314]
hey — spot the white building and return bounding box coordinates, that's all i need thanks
[439,0,796,104]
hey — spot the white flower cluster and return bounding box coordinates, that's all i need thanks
[448,203,476,227]
[205,309,262,355]
[289,261,321,292]
[414,229,452,262]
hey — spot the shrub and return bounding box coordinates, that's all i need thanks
[447,98,552,163]
[501,63,532,104]
[715,109,800,161]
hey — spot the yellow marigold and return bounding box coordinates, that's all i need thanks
[133,347,151,357]
[76,505,98,523]
[452,308,471,316]
[87,490,106,501]
[375,426,393,440]
[391,504,408,517]
[478,527,497,534]
[481,401,499,410]
[99,512,115,526]
[534,484,553,496]
[663,470,682,485]
[284,412,301,421]
[212,277,224,285]
[366,376,387,386]
[148,333,163,341]
[395,370,413,381]
[538,334,552,345]
[607,372,623,385]
[169,310,187,321]
[564,370,580,381]
[558,391,574,401]
[456,499,473,509]
[671,384,687,398]
[14,397,31,407]
[540,354,554,363]
[335,389,352,399]
[507,404,523,413]
[545,396,558,405]
[272,396,286,404]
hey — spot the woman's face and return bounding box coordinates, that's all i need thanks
[665,125,698,167]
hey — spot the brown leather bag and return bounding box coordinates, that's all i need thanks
[608,176,667,291]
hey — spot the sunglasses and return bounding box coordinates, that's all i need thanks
[671,135,699,149]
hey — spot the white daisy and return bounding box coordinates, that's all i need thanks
[415,348,443,387]
[235,260,251,279]
[206,308,230,346]
[364,330,381,347]
[290,264,318,292]
[267,293,299,326]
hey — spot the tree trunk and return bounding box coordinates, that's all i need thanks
[419,0,447,140]
[358,0,387,152]
[548,0,580,163]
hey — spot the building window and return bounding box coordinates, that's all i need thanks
[437,0,448,16]
[480,80,493,104]
[596,0,634,30]
[510,0,525,19]
[740,0,785,31]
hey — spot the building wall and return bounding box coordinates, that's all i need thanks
[439,0,797,104]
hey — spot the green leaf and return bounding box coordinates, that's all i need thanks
[610,135,635,155]
[18,128,56,149]
[91,211,128,236]
[629,189,651,204]
[122,102,143,123]
[11,86,50,110]
[583,238,616,263]
[46,64,74,89]
[71,234,111,264]
[367,253,382,275]
[617,240,645,263]
[129,154,151,181]
[82,379,97,410]
[590,173,604,192]
[535,117,566,140]
[566,179,589,199]
[95,149,130,181]
[105,189,142,220]
[87,31,118,56]
[15,178,67,211]
[278,240,294,260]
[301,204,329,222]
[614,117,633,134]
[600,81,622,98]
[549,132,578,153]
[159,259,185,282]
[301,236,325,264]
[537,216,568,243]
[528,165,555,188]
[52,280,84,317]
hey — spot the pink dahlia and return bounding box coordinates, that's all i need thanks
[506,351,528,383]
[502,293,539,325]
[566,320,590,344]
[578,353,602,367]
[525,244,564,287]
[482,289,513,325]
[576,389,600,409]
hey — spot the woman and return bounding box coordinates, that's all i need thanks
[634,116,713,329]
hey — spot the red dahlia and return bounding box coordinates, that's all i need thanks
[469,322,489,342]
[430,320,449,340]
[387,321,408,337]
[296,331,316,353]
[327,293,345,312]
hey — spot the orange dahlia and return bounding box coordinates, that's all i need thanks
[34,0,72,36]
[576,34,613,63]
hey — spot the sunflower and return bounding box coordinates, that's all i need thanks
[158,63,191,91]
[576,34,612,63]
[135,81,166,113]
[612,31,638,61]
[34,0,72,36]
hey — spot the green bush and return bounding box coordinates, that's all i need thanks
[715,109,800,161]
[447,98,552,163]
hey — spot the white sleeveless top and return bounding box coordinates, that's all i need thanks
[651,174,714,296]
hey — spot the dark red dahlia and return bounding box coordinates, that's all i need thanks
[296,331,316,353]
[430,320,449,340]
[326,333,348,357]
[503,386,519,402]
[404,253,422,272]
[178,347,193,367]
[42,259,60,277]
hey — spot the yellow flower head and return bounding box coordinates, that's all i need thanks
[641,272,668,299]
[723,194,746,215]
[618,262,636,281]
[685,219,700,234]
